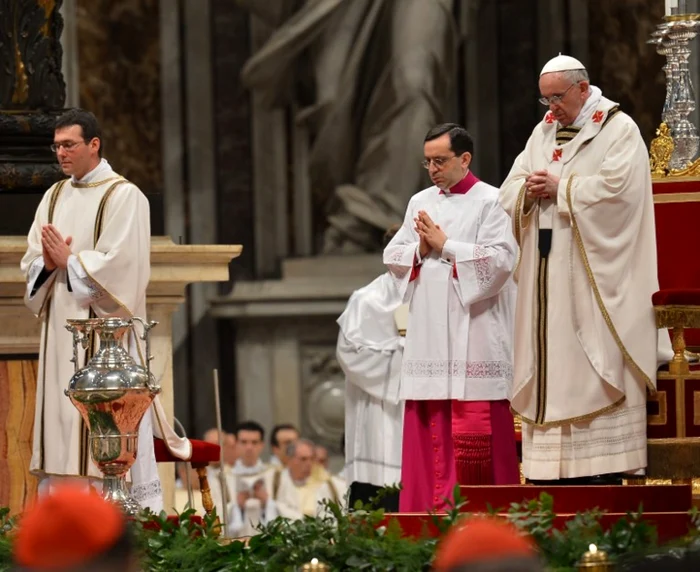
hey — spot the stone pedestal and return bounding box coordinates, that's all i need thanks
[0,236,240,514]
[210,254,384,471]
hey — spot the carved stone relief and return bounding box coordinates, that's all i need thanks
[300,344,345,452]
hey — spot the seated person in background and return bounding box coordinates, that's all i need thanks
[273,439,346,520]
[315,445,329,470]
[172,429,237,520]
[13,484,141,572]
[269,423,300,467]
[229,421,278,536]
[222,431,238,467]
[200,428,237,517]
[203,427,238,470]
[233,421,269,476]
[311,443,347,499]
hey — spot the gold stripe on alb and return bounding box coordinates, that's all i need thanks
[566,175,655,393]
[654,192,700,204]
[512,183,527,281]
[48,179,68,223]
[513,183,526,247]
[93,180,124,247]
[71,176,125,189]
[515,394,627,427]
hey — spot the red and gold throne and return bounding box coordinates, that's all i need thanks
[645,131,700,491]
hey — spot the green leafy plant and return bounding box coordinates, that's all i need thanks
[0,489,696,571]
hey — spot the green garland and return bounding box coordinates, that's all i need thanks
[1,489,699,571]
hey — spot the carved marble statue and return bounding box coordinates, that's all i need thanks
[237,0,460,253]
[0,0,66,192]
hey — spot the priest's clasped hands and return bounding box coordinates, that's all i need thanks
[525,170,559,200]
[41,224,73,271]
[414,210,447,258]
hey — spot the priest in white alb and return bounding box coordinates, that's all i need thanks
[384,123,520,512]
[337,225,404,512]
[20,108,190,510]
[499,55,671,484]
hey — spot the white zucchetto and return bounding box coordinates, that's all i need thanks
[540,54,586,76]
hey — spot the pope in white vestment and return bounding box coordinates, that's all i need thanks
[21,110,190,510]
[384,124,520,512]
[336,261,404,510]
[499,55,671,482]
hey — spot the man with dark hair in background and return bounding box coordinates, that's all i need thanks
[230,420,278,536]
[337,224,404,511]
[385,123,520,512]
[269,423,300,467]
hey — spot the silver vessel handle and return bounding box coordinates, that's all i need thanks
[64,324,92,374]
[130,317,159,379]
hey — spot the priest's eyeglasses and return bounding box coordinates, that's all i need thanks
[538,82,579,106]
[50,140,85,153]
[422,155,455,169]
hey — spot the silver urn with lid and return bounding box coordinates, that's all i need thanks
[65,316,159,515]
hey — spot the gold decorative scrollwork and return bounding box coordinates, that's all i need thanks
[669,157,700,178]
[650,122,674,178]
[655,306,700,329]
[650,120,700,179]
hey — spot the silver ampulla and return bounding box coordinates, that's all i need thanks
[65,316,159,515]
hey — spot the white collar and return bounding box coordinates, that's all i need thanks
[233,458,266,475]
[72,158,114,184]
[572,85,602,128]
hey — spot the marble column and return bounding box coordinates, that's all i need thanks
[60,0,79,107]
[146,300,182,509]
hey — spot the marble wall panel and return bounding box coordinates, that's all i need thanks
[76,0,164,231]
[211,0,255,283]
[496,0,541,181]
[210,1,255,433]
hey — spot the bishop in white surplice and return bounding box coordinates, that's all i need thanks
[499,55,672,482]
[384,124,520,512]
[21,112,190,510]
